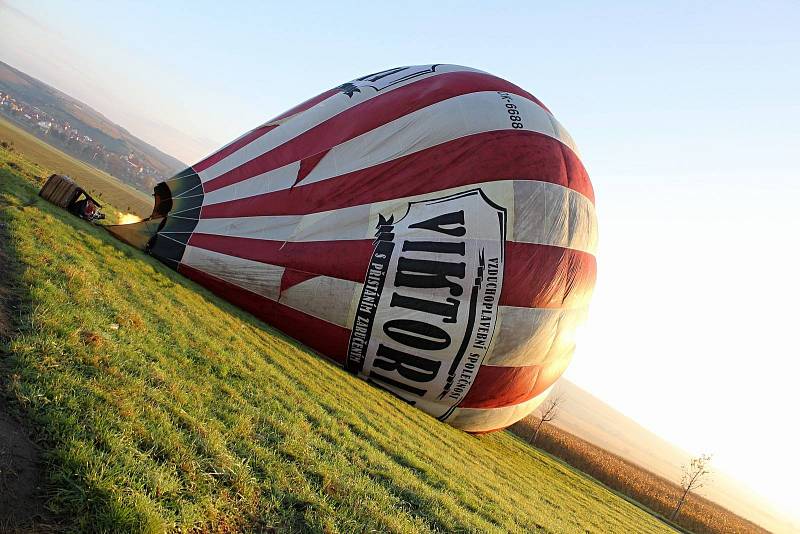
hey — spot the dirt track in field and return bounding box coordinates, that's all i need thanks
[0,211,55,532]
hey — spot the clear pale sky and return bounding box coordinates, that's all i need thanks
[2,0,799,522]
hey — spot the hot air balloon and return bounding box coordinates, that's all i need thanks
[108,64,597,432]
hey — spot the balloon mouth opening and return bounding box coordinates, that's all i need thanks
[105,181,172,250]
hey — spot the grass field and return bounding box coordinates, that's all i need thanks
[0,143,678,531]
[0,116,153,217]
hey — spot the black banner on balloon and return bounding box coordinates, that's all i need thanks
[346,219,396,373]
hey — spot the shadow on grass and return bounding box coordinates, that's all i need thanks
[0,170,59,532]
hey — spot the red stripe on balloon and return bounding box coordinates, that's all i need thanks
[277,130,591,211]
[187,235,595,310]
[187,233,374,284]
[280,269,320,292]
[193,124,279,173]
[459,365,542,409]
[460,347,576,410]
[295,149,330,186]
[266,87,341,124]
[193,88,339,173]
[202,71,553,193]
[178,263,350,364]
[201,131,593,221]
[501,243,597,309]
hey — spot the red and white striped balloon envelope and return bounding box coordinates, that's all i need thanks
[109,65,597,432]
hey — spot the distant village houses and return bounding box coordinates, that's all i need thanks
[0,89,165,190]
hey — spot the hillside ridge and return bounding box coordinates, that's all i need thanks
[0,60,185,193]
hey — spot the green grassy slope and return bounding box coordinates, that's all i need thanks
[0,149,673,533]
[0,117,153,217]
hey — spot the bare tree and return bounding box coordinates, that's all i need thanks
[670,453,712,521]
[529,395,564,445]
